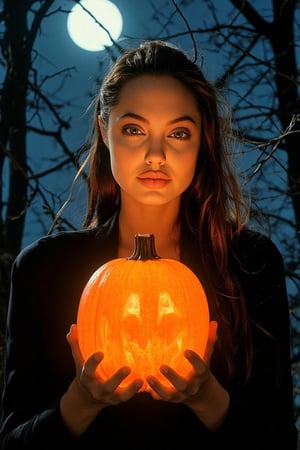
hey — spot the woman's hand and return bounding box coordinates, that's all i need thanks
[59,324,143,436]
[145,321,230,430]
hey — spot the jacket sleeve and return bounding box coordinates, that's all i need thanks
[0,249,79,450]
[212,233,298,449]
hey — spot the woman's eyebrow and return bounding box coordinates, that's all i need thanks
[118,112,198,125]
[168,115,198,126]
[118,112,148,122]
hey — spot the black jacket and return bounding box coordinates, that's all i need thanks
[0,215,297,449]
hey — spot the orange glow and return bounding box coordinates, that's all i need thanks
[77,235,209,389]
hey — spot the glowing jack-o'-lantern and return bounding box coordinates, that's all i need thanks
[77,234,209,389]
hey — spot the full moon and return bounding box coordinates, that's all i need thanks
[67,0,123,52]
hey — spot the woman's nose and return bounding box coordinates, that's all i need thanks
[145,140,166,167]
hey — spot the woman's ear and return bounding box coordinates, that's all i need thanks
[98,115,108,147]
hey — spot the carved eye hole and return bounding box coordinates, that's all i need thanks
[123,292,141,320]
[158,291,178,321]
[157,291,183,343]
[122,293,141,341]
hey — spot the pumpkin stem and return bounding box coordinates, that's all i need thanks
[127,234,161,261]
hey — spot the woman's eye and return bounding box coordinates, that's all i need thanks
[122,126,143,136]
[169,129,190,139]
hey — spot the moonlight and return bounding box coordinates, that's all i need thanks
[67,0,123,52]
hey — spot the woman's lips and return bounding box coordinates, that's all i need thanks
[137,171,171,189]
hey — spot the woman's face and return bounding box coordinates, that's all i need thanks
[99,75,201,208]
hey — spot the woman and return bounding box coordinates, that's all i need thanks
[0,40,297,449]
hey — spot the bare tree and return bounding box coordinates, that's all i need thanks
[0,0,80,380]
[199,1,300,422]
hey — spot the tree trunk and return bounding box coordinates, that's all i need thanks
[271,0,300,235]
[1,0,30,256]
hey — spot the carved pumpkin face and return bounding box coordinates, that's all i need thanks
[77,234,209,390]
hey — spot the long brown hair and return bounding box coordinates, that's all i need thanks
[83,40,252,381]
